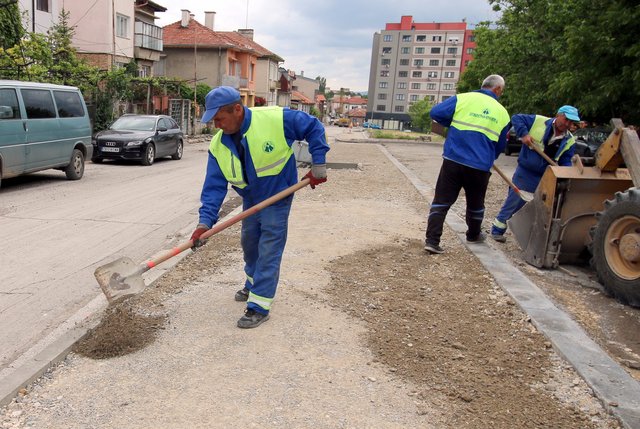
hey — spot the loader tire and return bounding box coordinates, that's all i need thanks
[589,188,640,307]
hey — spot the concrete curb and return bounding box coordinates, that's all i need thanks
[379,145,640,429]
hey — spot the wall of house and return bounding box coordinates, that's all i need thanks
[255,59,280,106]
[18,0,61,34]
[293,74,319,102]
[162,47,227,89]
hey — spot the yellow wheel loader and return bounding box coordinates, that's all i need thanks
[509,119,640,306]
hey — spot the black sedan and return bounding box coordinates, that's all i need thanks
[92,114,184,166]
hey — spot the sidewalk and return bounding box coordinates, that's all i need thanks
[0,140,636,429]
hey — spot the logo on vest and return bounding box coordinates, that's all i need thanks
[483,109,490,115]
[263,141,275,153]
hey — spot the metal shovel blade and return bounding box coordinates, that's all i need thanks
[94,257,146,303]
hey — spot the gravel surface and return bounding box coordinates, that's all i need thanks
[0,137,626,428]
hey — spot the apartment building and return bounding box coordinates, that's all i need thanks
[367,15,475,129]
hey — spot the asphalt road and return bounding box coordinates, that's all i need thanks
[0,141,210,375]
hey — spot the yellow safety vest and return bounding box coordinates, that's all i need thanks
[451,92,510,142]
[209,106,293,188]
[529,115,575,161]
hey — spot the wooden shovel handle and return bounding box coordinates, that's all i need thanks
[143,178,311,270]
[528,140,558,166]
[492,164,522,195]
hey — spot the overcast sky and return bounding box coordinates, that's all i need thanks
[156,1,499,92]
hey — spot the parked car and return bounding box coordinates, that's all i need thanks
[362,121,381,129]
[573,127,610,157]
[0,80,92,188]
[504,127,522,156]
[92,114,183,166]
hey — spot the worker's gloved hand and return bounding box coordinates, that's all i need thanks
[190,224,209,250]
[303,164,327,189]
[521,135,534,148]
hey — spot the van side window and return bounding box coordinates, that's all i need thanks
[0,88,20,119]
[22,89,56,119]
[53,90,85,118]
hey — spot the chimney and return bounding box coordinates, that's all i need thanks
[237,29,254,40]
[181,9,190,27]
[205,11,216,30]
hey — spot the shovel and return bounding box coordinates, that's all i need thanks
[527,140,558,166]
[492,164,534,202]
[95,178,311,303]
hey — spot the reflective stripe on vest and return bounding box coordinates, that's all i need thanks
[529,115,575,162]
[450,92,510,141]
[208,106,293,188]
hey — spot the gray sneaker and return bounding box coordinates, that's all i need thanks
[424,243,444,254]
[237,309,270,329]
[491,234,507,243]
[234,287,249,302]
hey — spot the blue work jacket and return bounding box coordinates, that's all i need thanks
[430,89,510,172]
[198,107,329,227]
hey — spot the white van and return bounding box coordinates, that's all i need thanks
[0,80,92,188]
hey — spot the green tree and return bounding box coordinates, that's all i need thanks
[460,0,640,124]
[409,97,433,132]
[0,0,23,50]
[315,76,326,93]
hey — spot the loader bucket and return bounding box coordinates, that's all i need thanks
[508,165,633,268]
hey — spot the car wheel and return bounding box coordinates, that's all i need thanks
[142,144,155,166]
[64,148,85,180]
[172,140,184,160]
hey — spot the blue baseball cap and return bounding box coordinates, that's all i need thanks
[201,86,241,123]
[557,105,580,122]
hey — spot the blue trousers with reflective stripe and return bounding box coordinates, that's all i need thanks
[241,198,292,315]
[491,165,542,235]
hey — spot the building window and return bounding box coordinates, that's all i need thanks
[428,95,435,101]
[138,65,151,77]
[401,47,410,54]
[396,94,405,101]
[432,35,442,42]
[414,47,425,54]
[467,48,474,54]
[431,47,441,54]
[427,83,436,90]
[382,47,392,54]
[378,93,387,100]
[446,59,456,67]
[427,71,438,78]
[429,59,439,66]
[383,35,392,42]
[443,83,455,90]
[397,82,407,89]
[447,47,458,55]
[416,35,426,42]
[116,14,129,38]
[442,96,451,101]
[410,94,419,102]
[413,59,424,67]
[468,35,476,42]
[380,70,389,77]
[465,60,470,66]
[379,82,388,88]
[381,58,391,65]
[395,105,404,112]
[402,35,412,42]
[36,0,49,12]
[377,104,386,111]
[398,71,408,77]
[444,71,455,78]
[134,20,163,51]
[412,71,422,78]
[411,83,421,90]
[399,59,409,66]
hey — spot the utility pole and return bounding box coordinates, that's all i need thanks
[193,14,197,135]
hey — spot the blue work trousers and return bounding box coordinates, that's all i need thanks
[241,198,292,315]
[491,166,541,235]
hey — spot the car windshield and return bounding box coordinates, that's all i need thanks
[111,117,157,131]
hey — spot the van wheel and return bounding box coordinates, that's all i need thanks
[172,140,183,160]
[65,149,85,180]
[142,144,155,166]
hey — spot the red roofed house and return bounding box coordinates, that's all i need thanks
[162,10,282,107]
[291,90,314,114]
